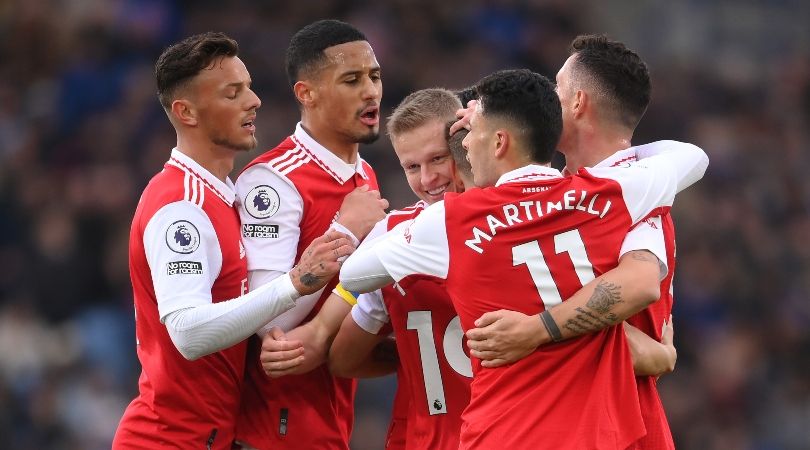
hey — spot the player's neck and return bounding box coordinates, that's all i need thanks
[565,130,632,171]
[300,121,358,164]
[176,138,235,182]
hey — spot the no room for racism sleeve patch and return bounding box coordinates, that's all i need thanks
[166,261,203,275]
[242,223,280,238]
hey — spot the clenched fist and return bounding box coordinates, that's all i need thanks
[336,185,388,240]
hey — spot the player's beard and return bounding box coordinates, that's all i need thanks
[211,130,258,152]
[355,128,380,145]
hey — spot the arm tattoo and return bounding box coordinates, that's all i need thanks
[563,280,624,336]
[629,250,657,263]
[585,280,623,314]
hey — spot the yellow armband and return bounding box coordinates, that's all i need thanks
[334,283,358,306]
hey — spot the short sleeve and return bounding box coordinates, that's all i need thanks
[620,216,668,279]
[143,201,221,320]
[351,290,390,335]
[235,163,303,273]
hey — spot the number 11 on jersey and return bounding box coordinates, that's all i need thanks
[512,229,596,309]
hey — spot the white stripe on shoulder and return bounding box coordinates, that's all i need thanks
[190,172,199,205]
[196,177,205,207]
[279,154,312,176]
[183,170,191,202]
[270,147,305,170]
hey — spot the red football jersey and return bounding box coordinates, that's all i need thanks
[355,203,473,449]
[443,169,646,450]
[359,143,706,450]
[369,161,696,449]
[236,125,378,449]
[626,213,677,450]
[601,149,676,450]
[114,150,248,450]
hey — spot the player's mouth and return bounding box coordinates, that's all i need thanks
[424,183,449,201]
[358,106,379,127]
[242,116,256,133]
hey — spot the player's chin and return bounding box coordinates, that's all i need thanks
[356,127,380,145]
[231,137,259,152]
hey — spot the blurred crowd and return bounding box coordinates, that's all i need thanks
[0,0,808,449]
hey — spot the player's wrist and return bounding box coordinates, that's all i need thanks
[288,266,322,295]
[538,310,562,346]
[335,216,370,242]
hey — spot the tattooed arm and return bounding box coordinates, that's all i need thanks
[466,250,661,368]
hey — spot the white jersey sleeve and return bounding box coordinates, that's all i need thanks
[351,290,390,335]
[586,140,708,224]
[634,140,707,193]
[143,201,300,360]
[235,163,303,274]
[341,201,450,294]
[620,216,668,279]
[144,201,220,319]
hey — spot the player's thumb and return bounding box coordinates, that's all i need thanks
[268,326,286,341]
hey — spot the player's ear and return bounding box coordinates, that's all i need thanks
[494,130,509,159]
[171,99,198,127]
[294,80,316,107]
[571,89,586,119]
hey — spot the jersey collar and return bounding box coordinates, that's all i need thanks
[495,164,562,186]
[166,148,236,206]
[292,123,370,184]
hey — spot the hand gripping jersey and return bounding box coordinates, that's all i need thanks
[598,149,676,450]
[235,124,378,449]
[114,150,248,450]
[352,202,472,450]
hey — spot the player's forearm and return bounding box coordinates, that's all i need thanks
[163,274,299,360]
[257,288,325,336]
[328,312,393,377]
[340,245,395,293]
[294,295,353,370]
[329,336,397,378]
[538,250,661,346]
[624,322,676,376]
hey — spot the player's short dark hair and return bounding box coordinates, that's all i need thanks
[474,69,562,164]
[155,32,238,110]
[446,124,472,180]
[285,19,367,87]
[455,87,478,107]
[569,34,651,130]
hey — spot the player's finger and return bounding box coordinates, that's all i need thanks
[260,347,304,364]
[449,118,468,135]
[262,339,303,353]
[480,358,509,368]
[465,327,490,343]
[264,355,306,374]
[474,311,502,328]
[466,337,494,352]
[267,326,286,341]
[469,349,502,360]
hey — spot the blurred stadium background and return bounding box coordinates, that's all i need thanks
[1,0,808,448]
